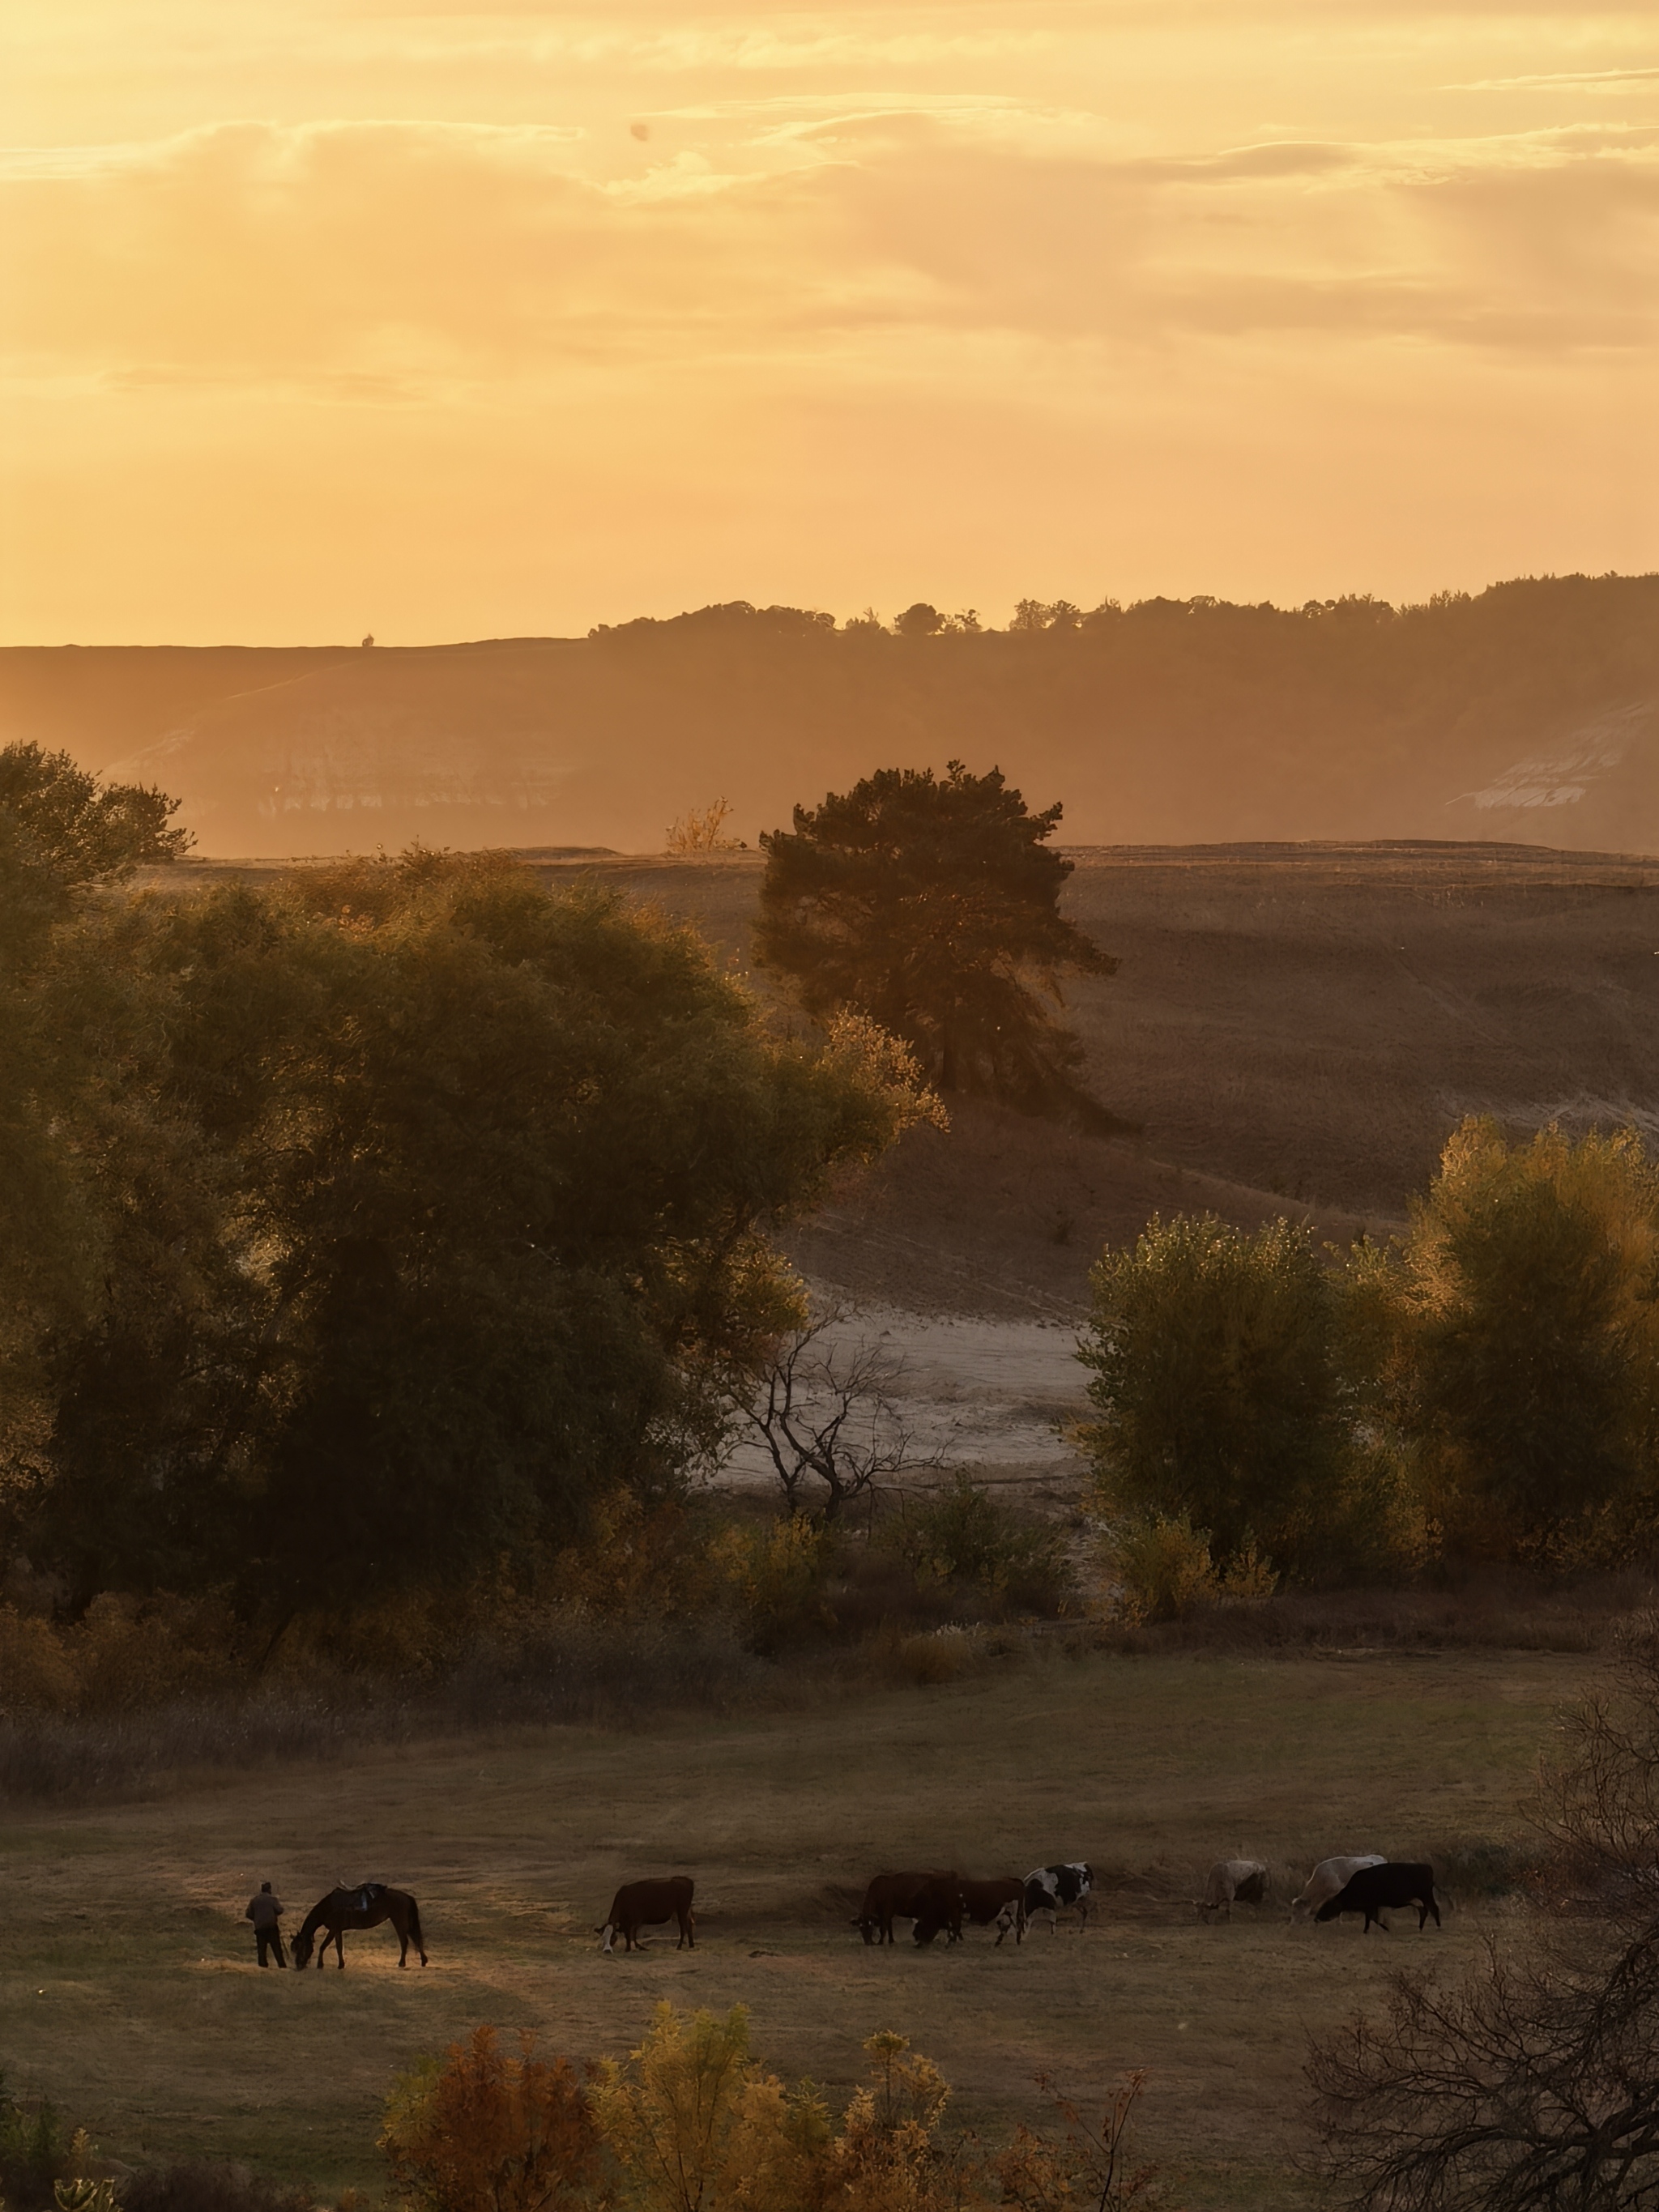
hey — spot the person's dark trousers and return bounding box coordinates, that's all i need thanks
[256,1929,288,1968]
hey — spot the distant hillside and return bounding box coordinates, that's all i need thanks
[5,576,1657,855]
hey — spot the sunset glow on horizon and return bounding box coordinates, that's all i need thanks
[2,1,1657,644]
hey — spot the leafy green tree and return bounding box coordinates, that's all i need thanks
[12,851,934,1613]
[1366,1118,1659,1561]
[755,761,1115,1123]
[0,747,187,1466]
[1079,1213,1379,1579]
[0,742,188,971]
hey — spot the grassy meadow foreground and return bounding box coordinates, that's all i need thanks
[1,1647,1591,2212]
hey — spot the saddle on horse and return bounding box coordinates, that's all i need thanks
[335,1880,388,1913]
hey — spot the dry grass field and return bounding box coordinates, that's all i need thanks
[1,1646,1594,2212]
[557,842,1659,1309]
[151,840,1659,1313]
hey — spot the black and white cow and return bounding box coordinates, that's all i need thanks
[1020,1861,1093,1938]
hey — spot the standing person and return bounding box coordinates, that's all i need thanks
[245,1881,287,1967]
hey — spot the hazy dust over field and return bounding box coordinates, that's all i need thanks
[8,581,1657,857]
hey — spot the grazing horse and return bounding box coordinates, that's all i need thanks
[292,1883,428,1970]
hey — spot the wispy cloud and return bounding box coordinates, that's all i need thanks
[4,0,1656,639]
[3,110,1654,398]
[1447,66,1659,92]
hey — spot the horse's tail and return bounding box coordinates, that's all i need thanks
[407,1894,424,1947]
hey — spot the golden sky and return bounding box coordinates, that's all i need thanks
[2,2,1656,641]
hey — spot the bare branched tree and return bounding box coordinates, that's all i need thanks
[1308,1618,1659,2211]
[738,1310,937,1520]
[1309,1924,1659,2211]
[1535,1623,1659,1920]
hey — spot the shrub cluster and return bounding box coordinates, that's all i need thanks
[0,2078,69,2212]
[1083,1119,1659,1604]
[381,2010,1174,2212]
[0,1472,1078,1792]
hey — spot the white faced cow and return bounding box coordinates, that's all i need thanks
[1020,1861,1093,1938]
[1199,1858,1269,1920]
[1290,1854,1384,1923]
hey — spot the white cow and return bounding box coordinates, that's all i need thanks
[1199,1858,1269,1920]
[1290,1854,1385,1922]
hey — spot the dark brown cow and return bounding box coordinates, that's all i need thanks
[855,1870,960,1946]
[911,1874,970,1948]
[945,1876,1026,1946]
[598,1875,695,1954]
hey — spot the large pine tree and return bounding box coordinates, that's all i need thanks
[756,761,1116,1124]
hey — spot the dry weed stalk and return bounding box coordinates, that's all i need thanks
[664,800,743,855]
[994,2071,1166,2210]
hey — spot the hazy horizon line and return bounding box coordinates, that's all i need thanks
[11,569,1658,654]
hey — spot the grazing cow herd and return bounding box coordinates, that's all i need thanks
[854,1864,1090,1947]
[598,1852,1444,1951]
